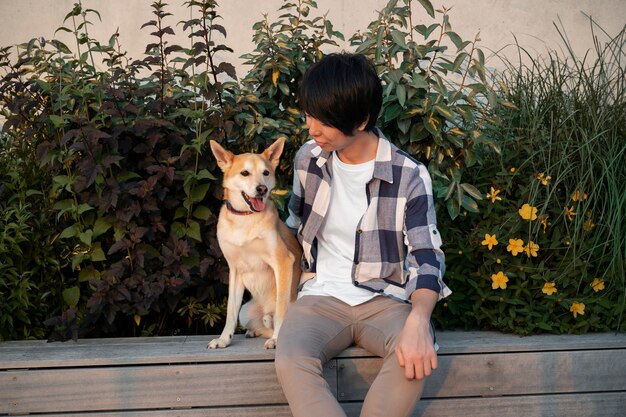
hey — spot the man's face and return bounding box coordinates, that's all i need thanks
[305,115,358,153]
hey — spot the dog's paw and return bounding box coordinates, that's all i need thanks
[207,338,230,349]
[245,329,257,338]
[264,338,277,349]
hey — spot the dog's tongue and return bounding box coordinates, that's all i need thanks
[250,197,265,212]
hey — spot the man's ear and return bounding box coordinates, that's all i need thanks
[262,137,286,169]
[356,116,370,132]
[209,140,234,172]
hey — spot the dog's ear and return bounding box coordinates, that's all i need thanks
[210,140,234,171]
[262,137,286,169]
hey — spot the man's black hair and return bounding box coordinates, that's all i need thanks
[298,52,382,136]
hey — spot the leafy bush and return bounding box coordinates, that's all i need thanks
[0,132,65,341]
[351,0,504,219]
[1,0,236,338]
[1,0,623,339]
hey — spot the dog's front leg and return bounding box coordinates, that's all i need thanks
[266,251,296,349]
[208,269,245,349]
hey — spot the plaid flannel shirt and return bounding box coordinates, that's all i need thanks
[286,130,451,301]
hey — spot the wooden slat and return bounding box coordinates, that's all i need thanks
[2,332,625,369]
[28,392,626,417]
[337,349,626,400]
[0,362,336,414]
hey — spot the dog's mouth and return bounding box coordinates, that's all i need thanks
[241,191,266,212]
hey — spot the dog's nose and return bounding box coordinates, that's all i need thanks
[256,185,268,196]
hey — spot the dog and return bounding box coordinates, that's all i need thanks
[207,137,302,349]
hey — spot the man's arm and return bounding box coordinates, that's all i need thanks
[395,288,439,380]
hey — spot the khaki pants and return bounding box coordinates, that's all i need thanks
[275,295,426,417]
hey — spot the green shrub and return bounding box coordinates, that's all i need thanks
[435,22,626,334]
[351,0,504,219]
[1,0,622,339]
[0,132,66,341]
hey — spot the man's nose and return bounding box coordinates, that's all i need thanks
[306,116,320,136]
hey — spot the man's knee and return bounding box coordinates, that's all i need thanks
[275,348,322,380]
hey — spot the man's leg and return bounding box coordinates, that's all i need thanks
[354,297,427,417]
[275,296,354,417]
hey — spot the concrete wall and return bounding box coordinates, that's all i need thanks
[1,0,624,77]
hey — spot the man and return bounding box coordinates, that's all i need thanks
[275,52,451,417]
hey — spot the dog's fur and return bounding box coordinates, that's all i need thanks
[207,138,302,349]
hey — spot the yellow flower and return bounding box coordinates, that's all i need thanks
[572,190,588,202]
[537,172,552,185]
[491,271,509,290]
[524,240,539,257]
[507,238,524,256]
[583,218,596,231]
[570,302,585,318]
[565,206,576,221]
[519,203,538,221]
[481,233,499,250]
[591,278,605,292]
[510,167,516,173]
[486,186,502,203]
[542,282,557,296]
[540,215,549,233]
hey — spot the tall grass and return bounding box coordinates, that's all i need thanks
[497,20,626,329]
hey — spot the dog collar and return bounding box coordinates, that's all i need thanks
[224,200,256,216]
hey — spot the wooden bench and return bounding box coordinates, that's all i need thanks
[1,331,625,416]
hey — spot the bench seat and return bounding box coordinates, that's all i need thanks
[1,331,625,416]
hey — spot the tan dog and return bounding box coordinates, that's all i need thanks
[208,138,302,349]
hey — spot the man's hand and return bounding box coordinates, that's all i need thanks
[395,288,439,380]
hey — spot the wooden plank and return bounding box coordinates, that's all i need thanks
[337,349,626,400]
[0,336,276,369]
[350,392,626,417]
[337,331,626,358]
[2,332,625,369]
[28,392,626,417]
[0,361,337,414]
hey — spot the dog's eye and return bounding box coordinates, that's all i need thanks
[263,170,270,176]
[241,170,249,177]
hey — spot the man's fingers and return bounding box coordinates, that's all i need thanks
[431,355,438,371]
[395,348,405,368]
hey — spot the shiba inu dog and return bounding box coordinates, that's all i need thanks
[207,138,302,349]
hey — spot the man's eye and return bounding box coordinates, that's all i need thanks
[263,170,270,176]
[241,170,249,177]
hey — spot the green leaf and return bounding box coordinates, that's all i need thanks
[390,30,407,49]
[193,206,212,221]
[79,230,93,245]
[77,204,94,215]
[63,286,80,307]
[49,115,66,129]
[171,222,186,238]
[433,104,455,120]
[196,169,217,181]
[416,0,435,18]
[445,32,463,50]
[396,84,407,107]
[79,266,101,282]
[93,218,112,239]
[446,197,460,220]
[424,115,442,137]
[461,194,479,213]
[59,224,80,239]
[190,184,210,203]
[460,183,483,200]
[90,245,106,262]
[187,221,202,242]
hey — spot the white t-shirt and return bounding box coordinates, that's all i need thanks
[298,152,378,306]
